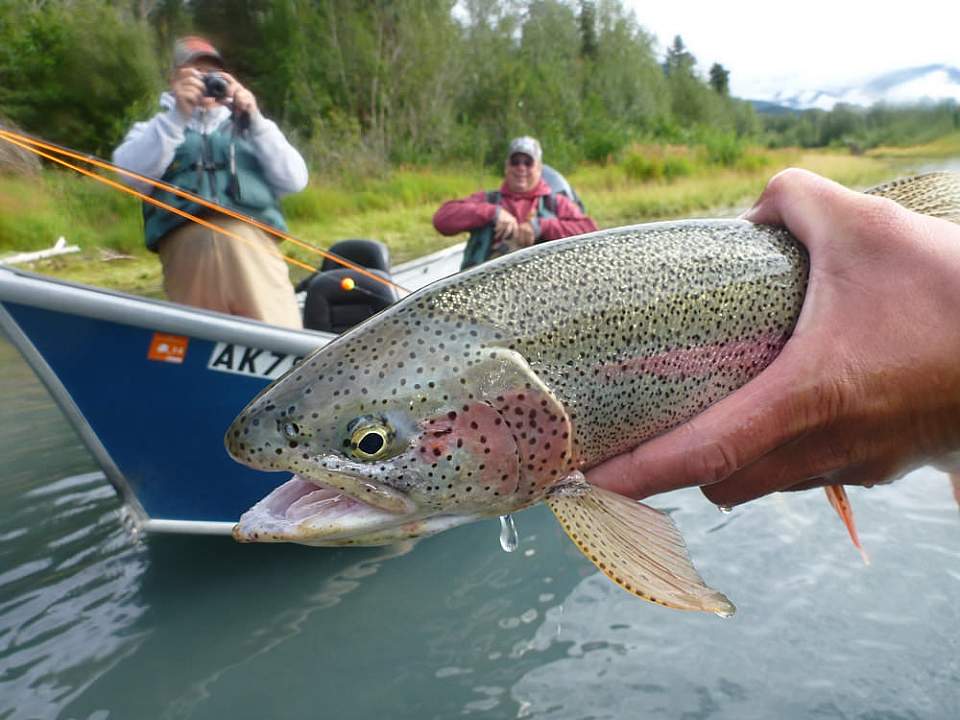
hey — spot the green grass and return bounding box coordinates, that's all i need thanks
[867,131,960,159]
[0,141,953,295]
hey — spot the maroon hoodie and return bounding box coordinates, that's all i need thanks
[433,178,597,242]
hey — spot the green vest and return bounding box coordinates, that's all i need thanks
[460,191,558,271]
[143,120,287,251]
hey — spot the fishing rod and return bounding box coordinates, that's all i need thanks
[0,129,410,294]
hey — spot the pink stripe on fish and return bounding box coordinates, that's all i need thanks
[598,332,789,380]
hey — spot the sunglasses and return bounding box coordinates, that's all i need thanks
[509,155,535,167]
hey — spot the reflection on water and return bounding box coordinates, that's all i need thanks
[3,307,960,719]
[511,478,960,719]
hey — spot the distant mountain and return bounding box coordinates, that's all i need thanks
[752,64,960,112]
[747,99,799,115]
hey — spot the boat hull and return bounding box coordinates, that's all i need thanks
[0,268,330,533]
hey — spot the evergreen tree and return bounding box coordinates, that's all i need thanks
[709,63,730,96]
[664,35,696,77]
[579,0,598,60]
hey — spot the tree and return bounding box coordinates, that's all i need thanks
[709,63,729,96]
[664,35,696,77]
[579,0,598,60]
[0,0,160,154]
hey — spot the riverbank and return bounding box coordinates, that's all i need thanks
[2,136,958,297]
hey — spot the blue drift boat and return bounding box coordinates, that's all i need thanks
[0,243,462,535]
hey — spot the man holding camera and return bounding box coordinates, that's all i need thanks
[113,36,307,328]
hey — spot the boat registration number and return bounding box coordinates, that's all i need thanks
[207,343,304,380]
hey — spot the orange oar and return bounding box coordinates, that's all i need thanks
[824,485,870,565]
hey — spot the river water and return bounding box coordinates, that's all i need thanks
[2,329,959,720]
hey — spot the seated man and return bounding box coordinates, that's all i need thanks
[113,36,307,328]
[433,137,598,270]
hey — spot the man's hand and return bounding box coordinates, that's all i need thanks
[170,68,260,121]
[514,222,536,248]
[171,67,206,119]
[587,168,960,506]
[494,210,519,243]
[219,72,259,117]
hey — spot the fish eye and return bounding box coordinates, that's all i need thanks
[281,422,300,439]
[350,424,390,460]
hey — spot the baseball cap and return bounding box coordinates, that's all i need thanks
[173,36,224,68]
[507,136,542,164]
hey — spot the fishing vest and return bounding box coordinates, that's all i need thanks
[143,119,287,251]
[460,190,558,271]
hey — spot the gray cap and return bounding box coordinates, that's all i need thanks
[507,136,542,164]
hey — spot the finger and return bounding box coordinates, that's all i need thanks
[698,425,851,506]
[741,168,869,259]
[782,477,830,493]
[702,447,902,507]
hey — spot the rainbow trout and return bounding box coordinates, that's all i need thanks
[225,173,960,615]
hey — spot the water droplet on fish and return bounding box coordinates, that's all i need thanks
[717,505,733,514]
[499,514,519,552]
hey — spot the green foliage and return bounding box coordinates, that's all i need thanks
[622,146,694,183]
[0,0,955,184]
[578,0,598,60]
[0,0,161,155]
[762,101,960,151]
[709,63,730,96]
[700,130,743,166]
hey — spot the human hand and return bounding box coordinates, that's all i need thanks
[494,210,519,243]
[218,72,259,117]
[514,222,536,248]
[171,66,207,119]
[587,168,960,506]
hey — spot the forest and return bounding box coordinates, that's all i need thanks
[2,0,958,177]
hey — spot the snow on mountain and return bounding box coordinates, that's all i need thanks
[759,64,960,111]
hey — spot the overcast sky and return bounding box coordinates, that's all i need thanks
[624,1,958,99]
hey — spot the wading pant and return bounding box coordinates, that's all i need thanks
[157,216,302,329]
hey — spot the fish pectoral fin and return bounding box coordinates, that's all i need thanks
[824,484,870,565]
[546,482,735,616]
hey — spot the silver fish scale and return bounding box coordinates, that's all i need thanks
[417,219,808,467]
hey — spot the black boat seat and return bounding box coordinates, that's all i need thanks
[320,238,391,273]
[302,268,399,334]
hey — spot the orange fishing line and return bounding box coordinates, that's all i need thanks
[0,129,409,293]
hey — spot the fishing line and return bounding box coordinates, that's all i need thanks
[1,131,318,273]
[0,129,410,294]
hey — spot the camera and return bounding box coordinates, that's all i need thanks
[202,72,229,100]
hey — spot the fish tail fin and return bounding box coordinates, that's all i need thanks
[824,484,870,565]
[865,172,960,224]
[546,481,735,616]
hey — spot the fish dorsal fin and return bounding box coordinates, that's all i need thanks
[865,171,960,223]
[545,475,735,615]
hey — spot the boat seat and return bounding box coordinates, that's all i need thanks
[320,238,392,273]
[302,268,399,334]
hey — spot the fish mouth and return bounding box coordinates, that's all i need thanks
[233,473,422,546]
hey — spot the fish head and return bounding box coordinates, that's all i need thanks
[225,320,573,546]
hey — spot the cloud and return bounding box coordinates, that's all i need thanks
[625,0,958,98]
